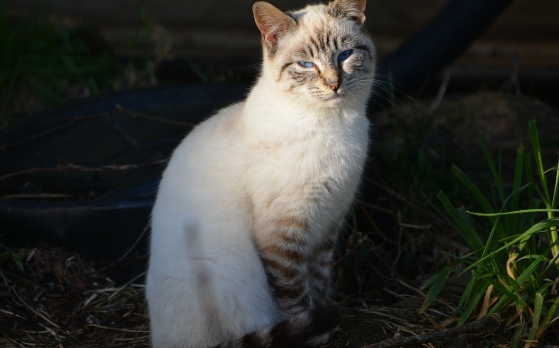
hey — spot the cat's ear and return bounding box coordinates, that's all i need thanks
[253,2,296,48]
[328,0,367,25]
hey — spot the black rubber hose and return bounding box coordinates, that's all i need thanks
[373,0,515,108]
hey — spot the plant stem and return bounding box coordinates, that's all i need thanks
[529,121,559,264]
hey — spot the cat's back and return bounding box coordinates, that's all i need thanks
[157,102,245,194]
[151,100,251,253]
[167,101,245,171]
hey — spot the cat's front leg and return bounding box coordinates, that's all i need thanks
[305,223,342,346]
[255,216,312,318]
[308,223,340,305]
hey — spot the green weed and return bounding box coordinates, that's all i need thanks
[421,120,559,347]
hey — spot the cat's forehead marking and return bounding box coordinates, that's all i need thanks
[296,28,353,61]
[299,11,356,45]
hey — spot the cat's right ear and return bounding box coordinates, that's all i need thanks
[253,2,296,49]
[328,0,367,25]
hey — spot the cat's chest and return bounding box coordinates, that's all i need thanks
[243,127,367,234]
[245,123,367,192]
[253,126,357,166]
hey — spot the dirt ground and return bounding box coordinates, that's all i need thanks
[0,246,488,348]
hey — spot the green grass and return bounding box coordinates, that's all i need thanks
[421,120,559,347]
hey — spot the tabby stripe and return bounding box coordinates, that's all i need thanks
[308,36,319,58]
[313,244,333,255]
[277,62,293,82]
[314,247,334,265]
[275,216,309,231]
[266,267,309,315]
[307,224,339,303]
[316,238,336,253]
[340,34,352,47]
[262,257,303,279]
[278,232,302,245]
[324,31,331,50]
[311,279,328,292]
[290,76,306,84]
[266,282,307,307]
[318,35,328,55]
[311,28,322,52]
[262,243,305,262]
[272,281,306,300]
[311,281,328,297]
[315,255,333,268]
[309,265,329,280]
[279,294,311,313]
[309,264,331,301]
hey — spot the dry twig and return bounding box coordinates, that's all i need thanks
[0,159,168,181]
[366,306,515,348]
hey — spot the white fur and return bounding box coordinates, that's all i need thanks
[146,3,374,347]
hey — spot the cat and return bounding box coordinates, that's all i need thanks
[145,0,376,347]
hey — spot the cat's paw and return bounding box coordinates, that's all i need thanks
[306,331,330,347]
[303,306,340,346]
[306,332,330,347]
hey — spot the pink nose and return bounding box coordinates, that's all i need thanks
[329,80,339,92]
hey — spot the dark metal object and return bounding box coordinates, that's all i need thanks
[374,0,514,107]
[0,84,248,281]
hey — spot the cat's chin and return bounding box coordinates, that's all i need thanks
[320,93,347,107]
[324,94,343,103]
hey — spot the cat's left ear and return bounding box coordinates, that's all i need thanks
[253,2,296,48]
[328,0,367,25]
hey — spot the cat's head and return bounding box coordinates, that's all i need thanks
[253,0,375,108]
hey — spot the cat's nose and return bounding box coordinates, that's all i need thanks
[328,79,339,92]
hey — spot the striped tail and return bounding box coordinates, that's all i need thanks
[215,306,340,348]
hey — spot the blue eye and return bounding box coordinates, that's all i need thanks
[298,61,314,68]
[338,49,353,61]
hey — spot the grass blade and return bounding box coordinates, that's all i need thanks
[479,131,506,204]
[419,263,453,313]
[456,271,477,313]
[468,207,559,217]
[527,293,544,342]
[463,218,559,273]
[437,191,485,250]
[530,121,549,203]
[509,144,525,233]
[458,279,488,325]
[452,165,495,214]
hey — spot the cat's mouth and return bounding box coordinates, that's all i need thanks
[323,93,344,103]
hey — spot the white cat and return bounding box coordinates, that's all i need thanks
[146,0,375,347]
